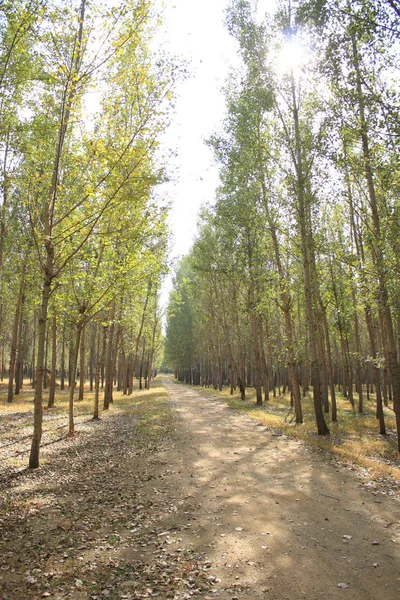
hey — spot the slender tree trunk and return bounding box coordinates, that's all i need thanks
[321,305,337,422]
[94,325,107,420]
[103,302,116,410]
[146,304,159,390]
[110,322,122,399]
[48,313,57,408]
[15,298,24,396]
[350,26,399,447]
[78,321,86,401]
[29,262,53,468]
[139,337,146,390]
[288,72,329,435]
[69,319,83,436]
[351,283,363,413]
[261,182,302,421]
[128,284,151,395]
[60,320,65,390]
[8,273,25,403]
[89,323,96,392]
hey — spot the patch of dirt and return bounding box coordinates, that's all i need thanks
[1,378,400,600]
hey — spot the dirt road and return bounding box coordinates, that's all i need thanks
[161,377,400,599]
[1,378,400,600]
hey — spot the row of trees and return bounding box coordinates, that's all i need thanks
[0,1,175,467]
[165,0,400,449]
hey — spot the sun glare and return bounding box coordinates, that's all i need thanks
[276,37,308,75]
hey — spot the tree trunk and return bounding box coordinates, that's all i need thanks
[128,283,152,395]
[8,273,25,403]
[15,297,24,396]
[78,321,86,401]
[60,321,65,390]
[261,181,302,422]
[103,302,116,410]
[29,263,53,469]
[94,325,107,420]
[69,319,83,436]
[48,313,57,408]
[288,72,329,435]
[351,27,399,447]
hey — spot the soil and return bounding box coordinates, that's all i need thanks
[1,376,400,600]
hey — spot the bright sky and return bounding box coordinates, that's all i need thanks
[155,0,277,308]
[155,0,238,257]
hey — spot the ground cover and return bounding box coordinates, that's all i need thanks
[1,376,399,600]
[0,380,215,600]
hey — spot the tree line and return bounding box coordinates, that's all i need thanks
[0,0,175,468]
[165,0,400,449]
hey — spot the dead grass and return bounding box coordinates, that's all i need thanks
[174,379,400,485]
[0,377,173,476]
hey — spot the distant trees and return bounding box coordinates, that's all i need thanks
[165,0,400,449]
[0,0,174,468]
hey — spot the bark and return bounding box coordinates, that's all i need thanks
[89,323,96,392]
[60,321,65,390]
[31,313,36,389]
[15,298,24,395]
[68,319,83,436]
[321,305,337,422]
[110,322,122,397]
[43,326,49,389]
[29,260,53,469]
[48,313,57,408]
[350,27,399,447]
[128,283,152,395]
[146,303,159,390]
[94,325,107,420]
[261,180,302,422]
[29,0,87,468]
[120,338,127,394]
[139,337,146,390]
[7,272,25,403]
[351,284,363,413]
[78,321,86,401]
[288,72,329,435]
[103,302,116,410]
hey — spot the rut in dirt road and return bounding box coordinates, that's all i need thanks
[162,377,400,600]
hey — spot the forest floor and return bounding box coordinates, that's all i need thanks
[0,377,400,600]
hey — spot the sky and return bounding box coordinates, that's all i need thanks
[155,0,239,258]
[155,0,277,308]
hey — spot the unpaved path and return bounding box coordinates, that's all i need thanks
[161,377,400,599]
[1,378,400,600]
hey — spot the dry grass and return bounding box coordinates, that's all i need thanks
[174,379,400,485]
[0,377,173,474]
